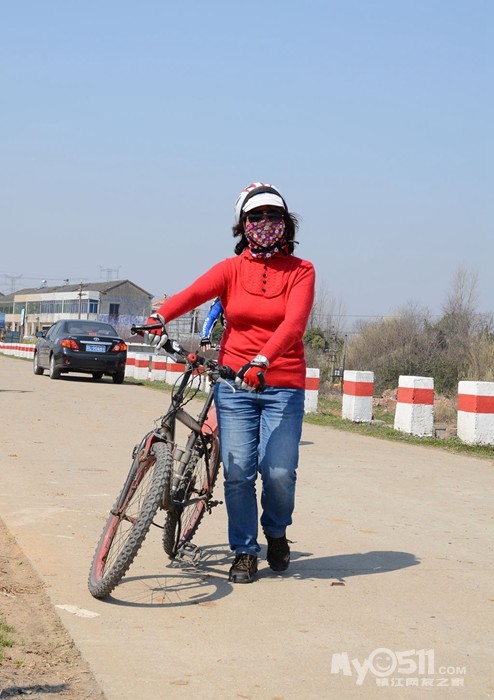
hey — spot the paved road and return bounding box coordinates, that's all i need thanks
[0,354,493,699]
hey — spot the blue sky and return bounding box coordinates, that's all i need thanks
[1,1,492,328]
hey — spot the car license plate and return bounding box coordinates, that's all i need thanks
[87,344,105,353]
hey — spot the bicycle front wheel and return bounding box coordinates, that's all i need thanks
[162,435,221,558]
[88,440,172,598]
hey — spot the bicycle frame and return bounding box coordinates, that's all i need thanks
[117,355,220,514]
[159,366,218,505]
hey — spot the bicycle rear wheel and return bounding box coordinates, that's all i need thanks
[162,435,221,558]
[88,440,172,598]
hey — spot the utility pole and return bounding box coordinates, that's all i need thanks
[341,334,348,390]
[329,330,338,383]
[78,282,84,319]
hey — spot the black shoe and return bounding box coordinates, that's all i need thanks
[228,554,258,584]
[265,534,290,572]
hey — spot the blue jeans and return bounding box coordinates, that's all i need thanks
[214,382,305,555]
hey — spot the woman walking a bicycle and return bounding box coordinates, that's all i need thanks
[148,182,315,583]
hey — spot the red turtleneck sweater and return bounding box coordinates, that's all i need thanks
[153,249,315,389]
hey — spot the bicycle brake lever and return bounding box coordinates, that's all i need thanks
[256,371,266,392]
[217,376,236,393]
[154,334,169,352]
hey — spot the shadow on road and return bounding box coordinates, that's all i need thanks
[100,544,233,607]
[0,389,33,393]
[0,684,69,697]
[98,546,419,606]
[287,549,420,582]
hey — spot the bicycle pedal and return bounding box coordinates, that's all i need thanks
[206,499,223,513]
[173,542,203,565]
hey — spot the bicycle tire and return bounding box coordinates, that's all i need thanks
[162,435,221,558]
[88,441,172,598]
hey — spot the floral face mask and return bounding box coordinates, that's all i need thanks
[244,218,286,259]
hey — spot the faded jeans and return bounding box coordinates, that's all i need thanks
[214,381,305,555]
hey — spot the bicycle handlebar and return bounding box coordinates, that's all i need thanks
[130,323,236,382]
[131,323,163,332]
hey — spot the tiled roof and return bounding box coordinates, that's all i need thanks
[8,279,153,298]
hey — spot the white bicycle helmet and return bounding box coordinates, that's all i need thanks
[234,182,287,224]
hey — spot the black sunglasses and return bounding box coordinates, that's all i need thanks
[245,211,285,223]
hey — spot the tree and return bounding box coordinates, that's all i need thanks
[303,327,326,350]
[430,267,482,392]
[345,305,437,394]
[308,281,346,337]
[343,268,494,396]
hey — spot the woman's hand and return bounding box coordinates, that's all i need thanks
[235,357,268,392]
[145,313,166,335]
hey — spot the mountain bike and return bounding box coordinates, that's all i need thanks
[88,324,235,599]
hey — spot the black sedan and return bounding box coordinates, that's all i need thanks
[33,319,127,383]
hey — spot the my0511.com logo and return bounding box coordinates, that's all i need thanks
[331,648,467,687]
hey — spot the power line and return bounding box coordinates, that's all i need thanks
[3,274,23,294]
[99,266,121,281]
[0,273,91,294]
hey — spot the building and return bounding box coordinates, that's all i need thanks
[151,294,204,340]
[0,280,153,339]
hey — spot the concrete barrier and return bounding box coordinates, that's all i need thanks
[342,370,374,423]
[125,352,136,379]
[304,368,320,414]
[150,356,167,382]
[457,380,494,446]
[0,343,35,359]
[134,354,151,381]
[394,375,434,437]
[126,350,320,410]
[0,343,319,412]
[165,359,188,387]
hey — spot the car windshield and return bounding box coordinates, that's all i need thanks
[65,322,118,337]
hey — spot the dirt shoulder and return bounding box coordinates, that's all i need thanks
[0,518,105,699]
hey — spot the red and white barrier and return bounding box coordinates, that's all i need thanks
[0,343,35,359]
[0,343,316,412]
[305,368,320,414]
[394,376,434,437]
[126,351,320,410]
[150,356,167,382]
[134,354,151,381]
[7,340,494,447]
[165,359,188,387]
[342,370,374,423]
[124,351,193,385]
[125,352,136,379]
[457,381,494,446]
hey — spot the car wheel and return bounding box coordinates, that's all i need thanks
[112,370,125,384]
[92,372,103,380]
[49,355,61,380]
[33,352,44,376]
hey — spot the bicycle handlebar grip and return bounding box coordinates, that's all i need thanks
[130,323,163,335]
[218,365,236,381]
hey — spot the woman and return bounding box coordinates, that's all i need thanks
[148,182,315,583]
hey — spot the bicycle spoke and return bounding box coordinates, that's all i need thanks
[163,437,220,557]
[88,442,172,598]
